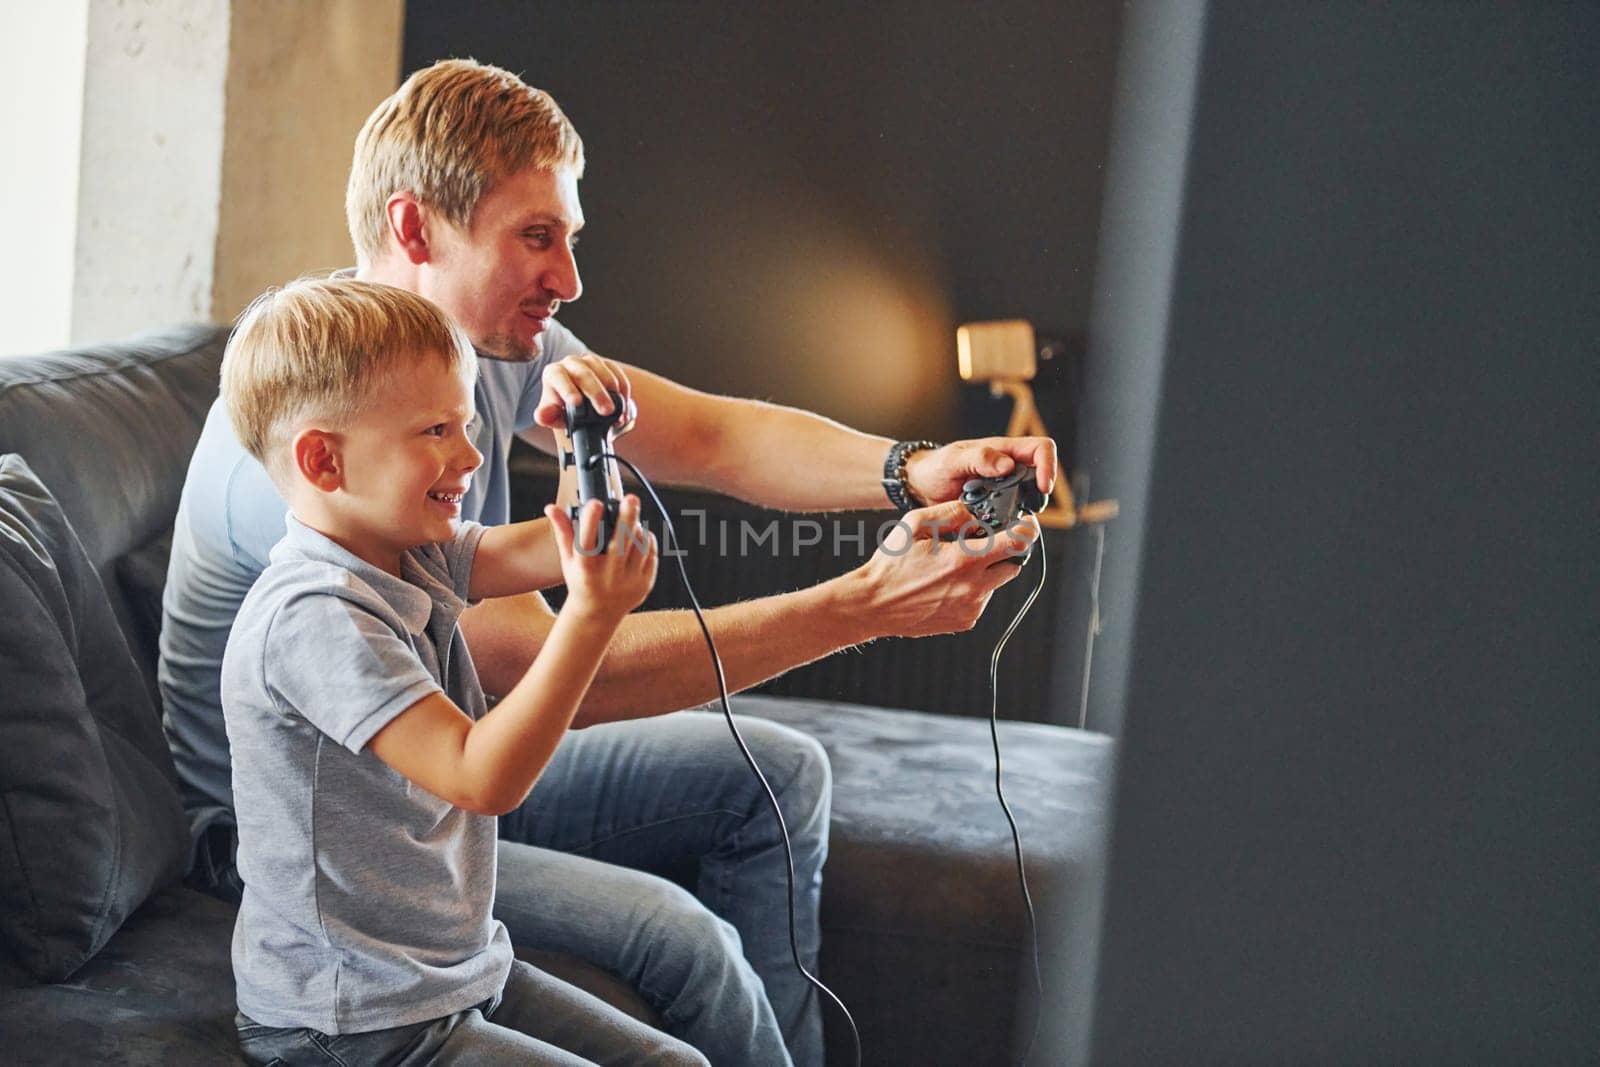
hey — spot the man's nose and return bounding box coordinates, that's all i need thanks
[545,243,582,304]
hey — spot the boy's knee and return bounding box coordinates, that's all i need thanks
[659,1044,712,1067]
[635,879,745,961]
[638,1026,711,1067]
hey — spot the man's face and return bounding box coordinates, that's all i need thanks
[421,166,585,362]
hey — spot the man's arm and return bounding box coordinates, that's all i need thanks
[462,582,860,725]
[615,368,894,510]
[523,360,1060,512]
[464,499,1036,725]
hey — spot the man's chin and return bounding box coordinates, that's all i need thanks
[474,333,542,363]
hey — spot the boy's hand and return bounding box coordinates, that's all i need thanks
[533,352,637,435]
[543,496,658,624]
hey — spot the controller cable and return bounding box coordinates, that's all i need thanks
[598,451,864,1067]
[985,521,1050,1066]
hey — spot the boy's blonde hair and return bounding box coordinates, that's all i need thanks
[221,277,476,486]
[347,58,586,265]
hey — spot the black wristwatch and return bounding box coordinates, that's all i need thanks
[881,440,940,513]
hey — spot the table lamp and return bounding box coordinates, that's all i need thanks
[957,319,1118,529]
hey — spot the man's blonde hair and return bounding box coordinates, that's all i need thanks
[347,58,586,265]
[221,277,476,485]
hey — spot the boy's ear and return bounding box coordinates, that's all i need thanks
[292,428,344,493]
[384,192,431,266]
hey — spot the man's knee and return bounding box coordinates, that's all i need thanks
[742,720,831,846]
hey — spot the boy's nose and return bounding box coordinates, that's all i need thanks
[459,438,484,473]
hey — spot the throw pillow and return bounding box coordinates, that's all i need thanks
[0,455,188,981]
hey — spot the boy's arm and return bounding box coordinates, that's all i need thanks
[469,518,562,601]
[367,603,620,816]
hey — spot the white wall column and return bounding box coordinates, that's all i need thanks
[0,0,402,355]
[72,0,231,346]
[1,0,92,353]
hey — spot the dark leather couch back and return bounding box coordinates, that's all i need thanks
[0,325,229,680]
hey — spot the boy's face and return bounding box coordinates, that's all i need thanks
[325,353,482,567]
[421,165,586,362]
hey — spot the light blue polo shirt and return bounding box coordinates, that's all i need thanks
[160,319,585,845]
[222,514,511,1033]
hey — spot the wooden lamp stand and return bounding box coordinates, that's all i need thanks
[957,321,1119,530]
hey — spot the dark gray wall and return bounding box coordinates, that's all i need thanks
[403,2,1125,725]
[403,1,1123,443]
[1064,2,1598,1063]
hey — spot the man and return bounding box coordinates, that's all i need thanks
[161,58,1052,1066]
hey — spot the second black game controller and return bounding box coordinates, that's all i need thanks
[961,464,1047,564]
[563,390,628,551]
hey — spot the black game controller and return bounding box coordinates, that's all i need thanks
[961,464,1047,564]
[563,390,627,551]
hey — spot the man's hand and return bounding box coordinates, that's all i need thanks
[903,437,1058,507]
[533,352,637,433]
[849,500,1041,639]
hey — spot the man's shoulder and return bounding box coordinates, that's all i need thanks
[186,399,255,486]
[178,401,286,567]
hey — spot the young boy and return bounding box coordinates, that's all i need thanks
[217,277,697,1066]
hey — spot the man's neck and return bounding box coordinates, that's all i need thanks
[353,257,415,292]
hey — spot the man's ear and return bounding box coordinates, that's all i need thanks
[384,192,431,265]
[292,428,344,492]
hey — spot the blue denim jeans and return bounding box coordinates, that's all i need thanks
[500,711,830,1067]
[235,958,708,1065]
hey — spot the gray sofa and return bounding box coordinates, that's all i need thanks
[0,324,1112,1066]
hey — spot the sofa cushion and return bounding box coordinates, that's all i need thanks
[733,694,1114,1066]
[0,886,244,1064]
[0,324,229,675]
[0,888,658,1067]
[0,325,227,573]
[0,455,188,981]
